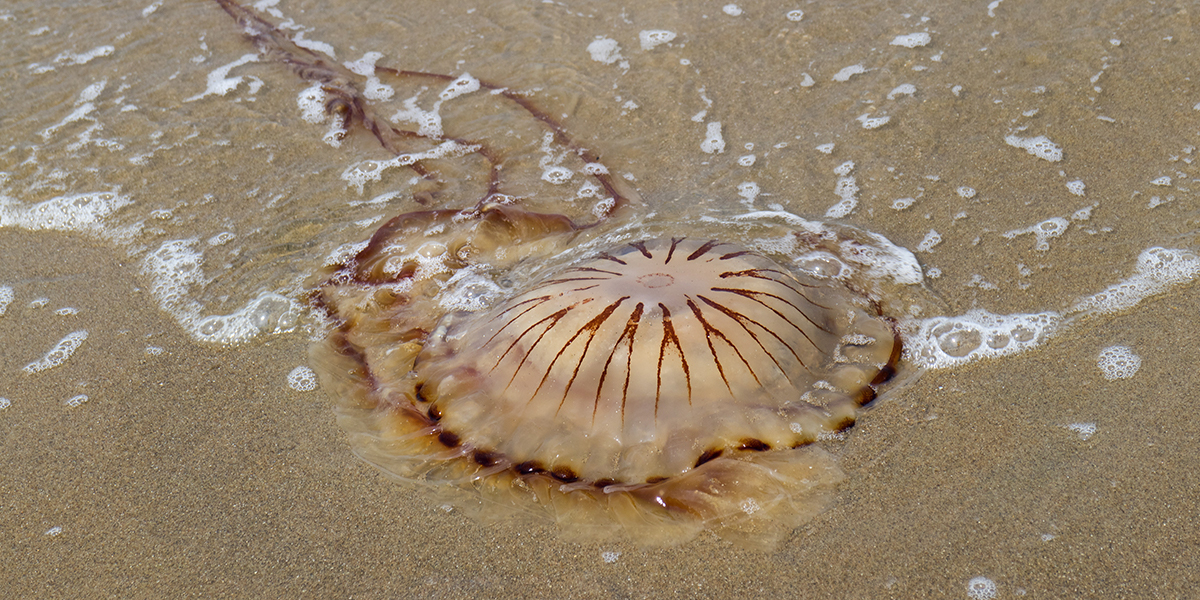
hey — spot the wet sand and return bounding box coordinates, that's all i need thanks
[2,0,1199,597]
[4,228,1197,597]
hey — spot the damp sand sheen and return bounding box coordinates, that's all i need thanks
[1,0,1199,597]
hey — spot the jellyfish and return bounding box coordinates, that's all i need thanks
[313,226,900,547]
[214,0,904,548]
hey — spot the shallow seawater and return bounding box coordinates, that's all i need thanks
[1,0,1198,597]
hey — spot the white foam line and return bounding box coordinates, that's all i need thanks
[142,239,301,344]
[0,191,133,236]
[1070,247,1200,316]
[1004,134,1062,162]
[905,310,1060,370]
[0,285,12,316]
[185,53,259,102]
[24,330,89,374]
[908,246,1200,370]
[341,141,480,194]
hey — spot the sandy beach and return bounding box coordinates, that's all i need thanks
[2,0,1198,597]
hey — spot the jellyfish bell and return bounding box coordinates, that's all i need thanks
[420,237,897,479]
[312,205,902,549]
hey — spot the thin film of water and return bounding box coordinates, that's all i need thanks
[0,0,1197,597]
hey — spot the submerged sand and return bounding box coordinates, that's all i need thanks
[2,0,1198,597]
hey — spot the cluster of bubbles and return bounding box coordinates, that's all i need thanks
[23,330,88,374]
[966,576,997,600]
[1096,346,1141,380]
[286,366,318,392]
[907,310,1058,369]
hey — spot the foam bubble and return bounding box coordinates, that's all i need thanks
[967,576,997,600]
[722,4,743,16]
[0,285,12,316]
[891,33,932,48]
[738,154,756,166]
[207,232,235,246]
[816,143,835,154]
[572,181,602,200]
[639,30,676,50]
[296,82,350,145]
[824,161,858,218]
[956,186,976,199]
[292,31,335,58]
[601,550,621,563]
[735,182,760,205]
[389,76,478,140]
[341,141,479,193]
[891,197,915,210]
[1097,345,1140,380]
[1066,422,1096,440]
[324,241,369,266]
[856,113,891,129]
[287,366,318,392]
[24,330,88,374]
[253,0,283,18]
[0,192,133,237]
[142,239,301,344]
[592,197,616,219]
[1066,180,1086,196]
[785,10,804,21]
[1150,176,1171,186]
[143,239,204,308]
[723,209,923,290]
[185,53,259,102]
[887,83,916,99]
[188,291,301,344]
[440,267,505,313]
[917,230,942,252]
[832,64,867,82]
[1071,247,1200,316]
[587,37,624,66]
[65,394,89,408]
[439,74,480,102]
[0,398,10,410]
[1003,217,1068,251]
[296,83,327,123]
[967,274,998,290]
[700,122,725,154]
[907,310,1059,369]
[28,45,115,74]
[541,166,573,184]
[1004,134,1063,162]
[343,52,394,100]
[835,232,924,286]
